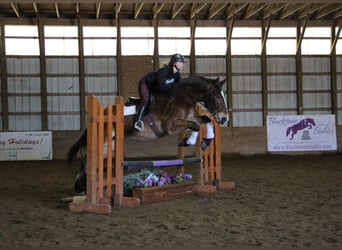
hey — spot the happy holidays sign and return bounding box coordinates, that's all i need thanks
[0,131,52,161]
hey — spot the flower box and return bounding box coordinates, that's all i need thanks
[132,181,195,205]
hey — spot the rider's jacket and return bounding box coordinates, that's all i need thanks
[145,65,181,94]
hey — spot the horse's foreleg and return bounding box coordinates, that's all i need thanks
[290,131,296,140]
[162,119,199,135]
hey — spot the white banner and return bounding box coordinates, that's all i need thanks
[0,131,53,161]
[267,115,337,152]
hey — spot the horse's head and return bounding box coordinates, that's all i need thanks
[308,118,316,126]
[201,77,229,125]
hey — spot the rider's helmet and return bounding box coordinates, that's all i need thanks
[169,53,185,64]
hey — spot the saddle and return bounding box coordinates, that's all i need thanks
[125,96,140,106]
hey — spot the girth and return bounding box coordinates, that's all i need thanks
[144,115,167,138]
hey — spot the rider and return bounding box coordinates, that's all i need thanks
[134,53,185,131]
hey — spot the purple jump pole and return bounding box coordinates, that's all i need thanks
[123,157,201,171]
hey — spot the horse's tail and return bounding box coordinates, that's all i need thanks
[67,130,87,163]
[286,127,291,137]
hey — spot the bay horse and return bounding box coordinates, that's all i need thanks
[286,118,315,140]
[67,76,228,193]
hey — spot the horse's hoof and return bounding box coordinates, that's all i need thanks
[178,138,190,147]
[201,138,212,150]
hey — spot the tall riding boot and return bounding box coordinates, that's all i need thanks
[134,105,146,131]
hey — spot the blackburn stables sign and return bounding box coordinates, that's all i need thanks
[0,131,52,161]
[267,115,337,152]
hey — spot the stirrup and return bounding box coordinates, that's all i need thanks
[134,120,144,131]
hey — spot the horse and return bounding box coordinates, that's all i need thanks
[286,118,315,140]
[67,76,228,193]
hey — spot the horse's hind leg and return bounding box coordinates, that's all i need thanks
[74,158,87,194]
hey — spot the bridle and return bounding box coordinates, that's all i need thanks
[202,88,228,122]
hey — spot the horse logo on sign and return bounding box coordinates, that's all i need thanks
[286,118,315,140]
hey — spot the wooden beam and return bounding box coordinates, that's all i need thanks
[10,3,20,18]
[96,2,101,19]
[296,15,309,55]
[0,24,9,131]
[226,18,234,127]
[77,14,86,130]
[37,15,48,130]
[331,24,341,54]
[244,3,267,19]
[315,4,341,19]
[171,3,186,19]
[153,19,159,70]
[226,3,248,20]
[262,3,287,20]
[261,17,272,51]
[208,3,227,20]
[55,2,60,19]
[75,3,79,14]
[33,3,38,13]
[134,3,144,19]
[261,19,270,126]
[153,3,164,20]
[114,3,122,19]
[330,24,338,117]
[226,18,234,52]
[296,22,303,115]
[280,3,310,20]
[190,18,196,75]
[190,3,207,19]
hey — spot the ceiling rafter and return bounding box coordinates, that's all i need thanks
[153,3,164,19]
[134,3,144,19]
[262,3,287,20]
[226,3,248,20]
[54,2,60,19]
[96,2,101,19]
[315,4,341,20]
[0,3,340,21]
[171,3,186,19]
[243,3,267,19]
[333,7,342,19]
[190,3,207,19]
[297,3,328,20]
[10,3,20,18]
[208,3,228,20]
[279,3,310,20]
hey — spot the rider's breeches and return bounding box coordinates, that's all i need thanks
[138,77,150,108]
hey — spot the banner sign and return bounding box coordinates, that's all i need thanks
[267,115,337,152]
[0,131,53,161]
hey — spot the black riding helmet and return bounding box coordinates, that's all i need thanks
[169,53,185,64]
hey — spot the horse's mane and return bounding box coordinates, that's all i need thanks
[169,76,211,97]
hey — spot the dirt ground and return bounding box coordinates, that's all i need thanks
[0,153,341,247]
